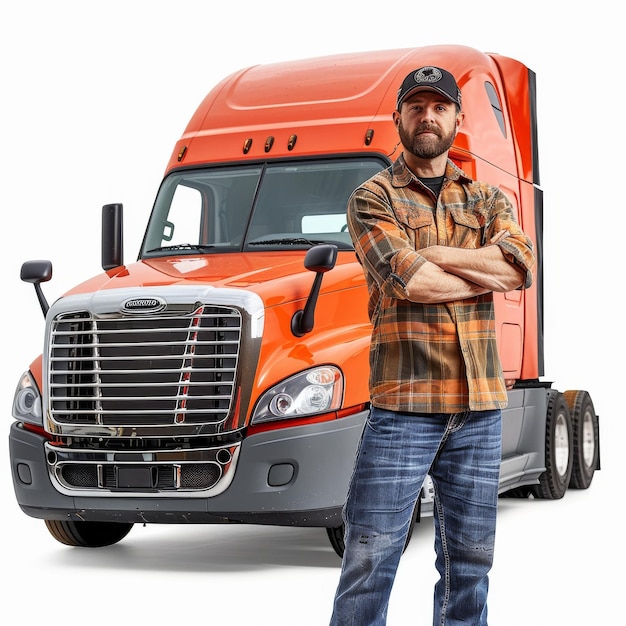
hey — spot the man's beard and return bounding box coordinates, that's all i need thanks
[398,120,456,159]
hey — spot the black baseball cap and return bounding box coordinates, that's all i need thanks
[396,66,461,109]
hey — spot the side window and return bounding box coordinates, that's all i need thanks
[484,81,506,137]
[164,185,203,244]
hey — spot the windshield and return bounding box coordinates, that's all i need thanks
[140,158,386,257]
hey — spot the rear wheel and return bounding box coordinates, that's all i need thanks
[563,390,599,489]
[531,390,573,499]
[44,519,134,547]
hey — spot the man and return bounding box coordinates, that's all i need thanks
[329,66,536,625]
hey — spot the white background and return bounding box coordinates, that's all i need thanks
[0,1,621,624]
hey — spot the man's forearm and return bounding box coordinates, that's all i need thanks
[419,243,524,292]
[405,261,490,303]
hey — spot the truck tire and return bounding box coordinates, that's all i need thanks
[563,390,599,489]
[500,486,533,498]
[531,390,573,500]
[326,499,420,558]
[44,519,134,547]
[326,524,346,558]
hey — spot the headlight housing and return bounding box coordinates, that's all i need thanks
[12,371,43,426]
[251,366,343,424]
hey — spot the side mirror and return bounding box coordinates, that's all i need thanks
[102,203,124,270]
[291,244,338,337]
[21,260,53,317]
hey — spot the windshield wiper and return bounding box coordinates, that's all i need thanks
[249,237,324,247]
[146,243,216,254]
[249,237,353,250]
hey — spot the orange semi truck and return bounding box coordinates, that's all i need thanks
[10,44,600,556]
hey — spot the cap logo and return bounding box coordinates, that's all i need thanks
[414,66,442,85]
[396,65,461,109]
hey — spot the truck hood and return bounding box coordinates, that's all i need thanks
[64,251,364,307]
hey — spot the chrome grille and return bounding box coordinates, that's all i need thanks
[48,305,242,427]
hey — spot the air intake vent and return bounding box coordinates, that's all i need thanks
[59,462,223,491]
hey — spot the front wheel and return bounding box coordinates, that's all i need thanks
[531,390,573,500]
[45,519,134,547]
[326,499,420,558]
[563,389,600,489]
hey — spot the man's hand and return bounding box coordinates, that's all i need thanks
[487,230,510,245]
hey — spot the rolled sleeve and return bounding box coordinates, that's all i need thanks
[498,238,535,289]
[487,188,536,289]
[384,248,425,298]
[348,187,426,300]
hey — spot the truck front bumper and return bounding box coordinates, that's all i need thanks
[9,411,367,528]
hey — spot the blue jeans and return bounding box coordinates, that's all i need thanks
[329,407,502,626]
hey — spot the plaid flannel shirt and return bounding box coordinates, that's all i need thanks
[347,155,536,413]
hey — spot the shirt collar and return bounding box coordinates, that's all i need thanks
[391,153,472,188]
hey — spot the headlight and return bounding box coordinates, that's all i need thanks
[12,371,43,426]
[251,366,343,424]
